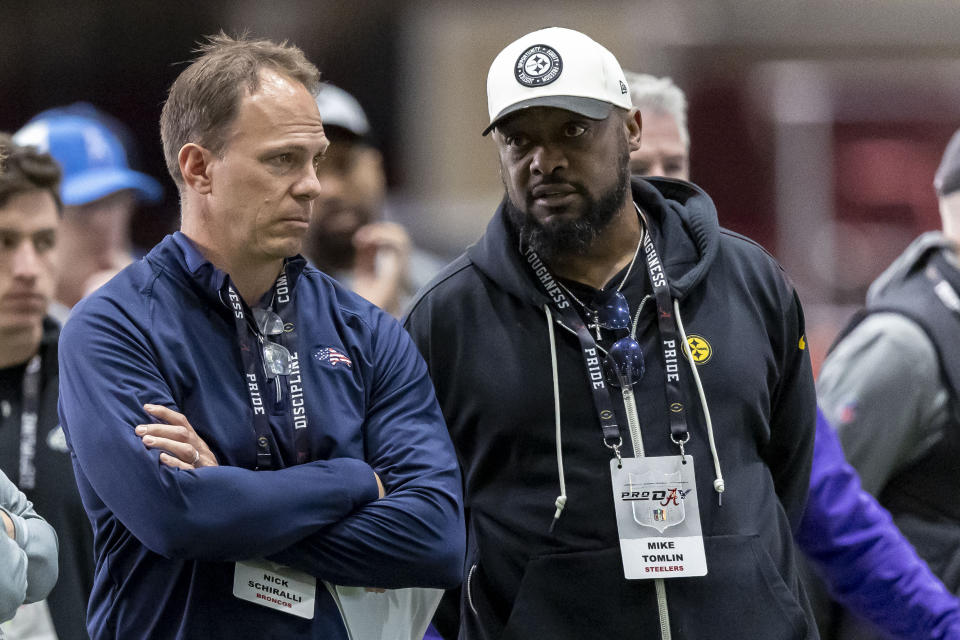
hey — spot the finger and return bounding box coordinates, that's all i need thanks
[142,435,196,463]
[143,404,190,428]
[159,452,194,471]
[135,423,191,443]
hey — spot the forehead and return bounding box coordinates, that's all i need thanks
[496,106,606,132]
[639,111,684,149]
[0,190,60,231]
[227,69,326,148]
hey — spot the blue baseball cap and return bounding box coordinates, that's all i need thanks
[13,105,163,207]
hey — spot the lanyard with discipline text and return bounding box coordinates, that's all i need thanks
[523,245,624,456]
[638,210,691,449]
[223,266,306,469]
[18,354,41,490]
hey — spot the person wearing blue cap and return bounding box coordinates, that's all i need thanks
[13,104,162,321]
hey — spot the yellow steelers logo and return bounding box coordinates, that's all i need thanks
[686,335,712,364]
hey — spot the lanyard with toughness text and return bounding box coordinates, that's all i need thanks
[523,245,625,457]
[638,209,691,450]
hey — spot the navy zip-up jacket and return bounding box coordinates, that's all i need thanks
[58,232,464,639]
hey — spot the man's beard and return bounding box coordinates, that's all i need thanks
[504,142,631,261]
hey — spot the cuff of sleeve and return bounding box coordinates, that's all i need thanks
[0,506,27,550]
[337,458,381,508]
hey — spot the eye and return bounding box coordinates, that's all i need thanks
[562,123,587,137]
[504,133,529,148]
[33,231,56,253]
[0,232,18,251]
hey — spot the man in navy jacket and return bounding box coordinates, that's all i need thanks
[57,33,463,639]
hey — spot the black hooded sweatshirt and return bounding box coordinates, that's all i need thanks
[404,177,818,639]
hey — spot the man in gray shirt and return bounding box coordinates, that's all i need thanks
[818,128,960,597]
[0,467,58,623]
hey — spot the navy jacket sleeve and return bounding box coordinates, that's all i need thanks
[764,288,817,531]
[797,409,960,640]
[269,312,465,589]
[58,298,381,561]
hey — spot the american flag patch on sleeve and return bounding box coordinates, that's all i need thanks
[313,347,353,368]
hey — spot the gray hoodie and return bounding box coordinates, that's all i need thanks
[0,469,58,622]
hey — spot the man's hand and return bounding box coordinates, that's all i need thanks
[1,510,14,539]
[136,404,219,470]
[351,222,411,316]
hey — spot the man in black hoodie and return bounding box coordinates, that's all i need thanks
[404,27,818,640]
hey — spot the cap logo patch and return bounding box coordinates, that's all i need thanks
[515,44,563,87]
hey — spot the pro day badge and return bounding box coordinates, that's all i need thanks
[514,45,563,87]
[610,455,708,579]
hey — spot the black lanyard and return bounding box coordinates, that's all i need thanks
[523,246,624,456]
[18,354,41,490]
[223,264,309,469]
[638,210,690,448]
[523,208,692,454]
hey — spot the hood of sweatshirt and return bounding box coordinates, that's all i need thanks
[466,176,720,306]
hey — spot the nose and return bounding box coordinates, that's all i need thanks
[529,144,567,176]
[12,240,40,281]
[293,163,323,201]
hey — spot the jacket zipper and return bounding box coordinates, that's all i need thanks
[466,563,479,616]
[623,386,672,640]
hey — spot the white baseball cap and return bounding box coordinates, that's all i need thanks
[483,27,632,136]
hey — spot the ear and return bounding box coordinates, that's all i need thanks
[178,143,216,195]
[626,108,642,153]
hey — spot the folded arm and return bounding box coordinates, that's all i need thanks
[58,302,380,561]
[0,470,58,621]
[269,314,465,589]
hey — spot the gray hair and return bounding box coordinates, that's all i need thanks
[624,72,689,149]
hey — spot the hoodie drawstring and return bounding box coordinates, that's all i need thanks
[544,305,568,533]
[672,299,725,502]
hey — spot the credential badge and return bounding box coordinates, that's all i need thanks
[514,45,563,87]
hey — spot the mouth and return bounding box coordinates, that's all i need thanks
[530,183,579,208]
[2,293,45,311]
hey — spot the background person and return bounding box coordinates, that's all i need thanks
[0,134,65,638]
[627,70,960,640]
[13,104,163,321]
[818,127,960,638]
[306,84,442,316]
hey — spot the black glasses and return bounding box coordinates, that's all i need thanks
[253,308,291,378]
[593,290,645,388]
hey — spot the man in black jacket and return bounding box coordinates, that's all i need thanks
[0,134,92,639]
[404,27,818,639]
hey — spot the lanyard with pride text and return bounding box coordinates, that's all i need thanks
[523,245,624,457]
[222,263,309,469]
[638,209,691,449]
[18,354,41,490]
